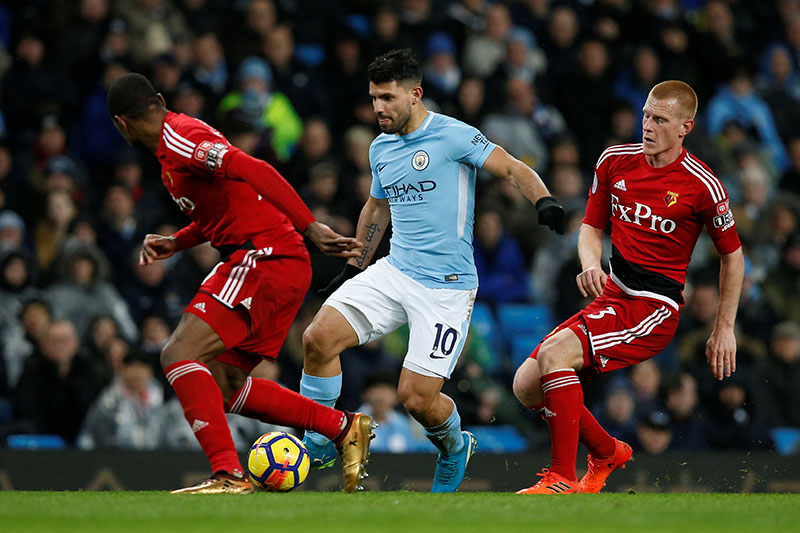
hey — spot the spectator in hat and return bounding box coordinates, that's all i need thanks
[99,17,133,67]
[635,408,673,454]
[593,378,638,446]
[172,80,206,120]
[218,56,303,162]
[0,210,26,252]
[0,248,44,387]
[705,374,773,451]
[32,115,69,176]
[422,32,461,106]
[47,242,138,343]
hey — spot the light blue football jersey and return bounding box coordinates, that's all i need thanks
[369,112,497,289]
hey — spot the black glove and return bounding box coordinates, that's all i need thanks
[318,263,363,297]
[536,196,566,235]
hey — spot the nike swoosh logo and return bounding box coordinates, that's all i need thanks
[429,352,447,359]
[377,164,387,172]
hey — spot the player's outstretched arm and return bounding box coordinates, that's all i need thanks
[139,234,180,266]
[576,224,607,298]
[706,246,744,380]
[304,221,363,258]
[140,222,208,266]
[225,148,316,232]
[481,146,565,234]
[318,196,390,297]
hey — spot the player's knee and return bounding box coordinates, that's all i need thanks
[302,323,336,363]
[536,340,571,373]
[219,376,246,406]
[397,387,434,418]
[160,341,178,369]
[160,338,197,369]
[513,361,543,407]
[512,368,528,402]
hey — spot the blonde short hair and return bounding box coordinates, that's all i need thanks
[649,80,698,119]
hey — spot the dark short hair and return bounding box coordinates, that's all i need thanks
[367,49,422,86]
[123,349,154,368]
[106,73,162,119]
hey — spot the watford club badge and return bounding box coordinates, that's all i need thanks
[664,191,679,207]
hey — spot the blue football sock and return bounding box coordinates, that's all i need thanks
[300,372,342,444]
[424,401,465,456]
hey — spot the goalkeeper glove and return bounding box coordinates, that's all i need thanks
[536,196,566,235]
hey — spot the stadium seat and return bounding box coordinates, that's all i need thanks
[497,303,554,341]
[470,301,497,345]
[7,434,67,450]
[497,304,554,336]
[510,335,541,370]
[469,302,503,373]
[294,44,326,67]
[771,427,800,455]
[464,425,529,453]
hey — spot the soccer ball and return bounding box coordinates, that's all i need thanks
[247,432,310,491]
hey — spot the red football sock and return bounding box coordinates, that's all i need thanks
[165,361,242,476]
[541,369,583,481]
[227,377,346,441]
[579,406,616,459]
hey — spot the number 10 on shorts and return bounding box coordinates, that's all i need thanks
[430,323,458,359]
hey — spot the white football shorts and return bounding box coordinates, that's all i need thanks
[324,257,477,379]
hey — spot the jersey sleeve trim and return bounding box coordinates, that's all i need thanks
[681,154,726,203]
[162,122,196,159]
[595,143,643,169]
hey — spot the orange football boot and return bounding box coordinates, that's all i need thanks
[578,438,633,494]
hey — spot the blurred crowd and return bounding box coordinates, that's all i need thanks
[1,0,799,455]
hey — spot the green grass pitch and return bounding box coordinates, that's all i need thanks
[1,492,799,532]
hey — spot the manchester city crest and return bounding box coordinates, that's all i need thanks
[412,150,430,171]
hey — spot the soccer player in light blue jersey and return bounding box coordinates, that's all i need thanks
[300,49,565,492]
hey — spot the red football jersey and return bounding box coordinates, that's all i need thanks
[584,143,741,291]
[156,111,304,256]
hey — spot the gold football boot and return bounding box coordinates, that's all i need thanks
[334,412,377,493]
[171,472,255,495]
